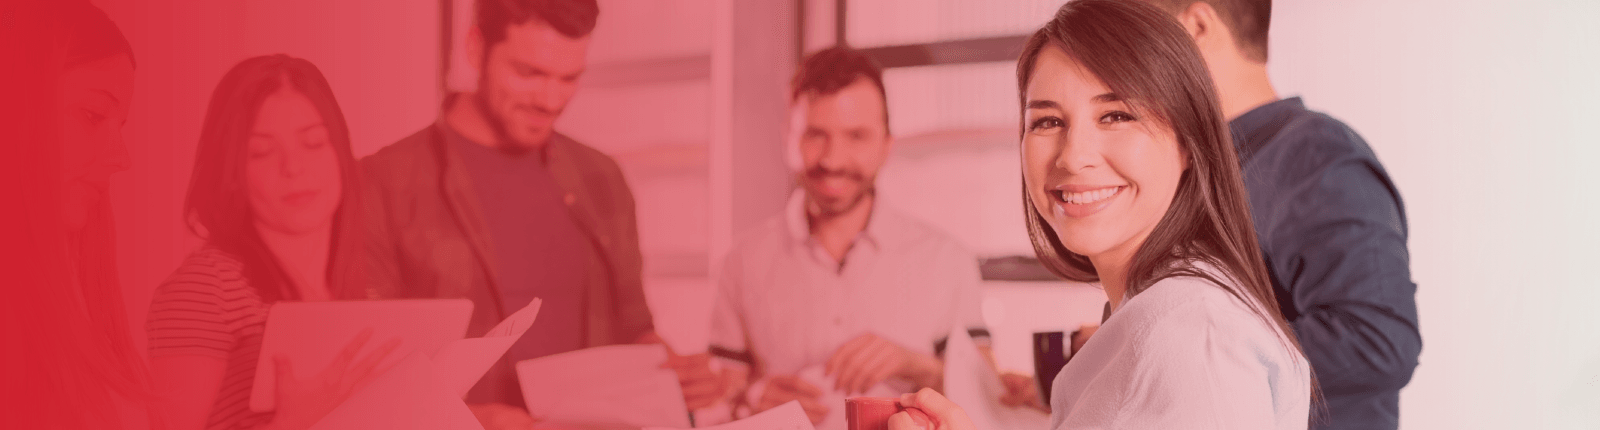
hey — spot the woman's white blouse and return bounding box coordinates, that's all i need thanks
[1048,272,1311,430]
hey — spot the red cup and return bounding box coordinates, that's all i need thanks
[846,397,902,430]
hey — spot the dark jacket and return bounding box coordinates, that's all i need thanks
[1231,97,1422,430]
[360,122,654,347]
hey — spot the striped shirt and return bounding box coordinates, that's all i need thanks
[146,247,272,430]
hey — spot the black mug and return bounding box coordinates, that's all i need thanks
[1032,329,1078,404]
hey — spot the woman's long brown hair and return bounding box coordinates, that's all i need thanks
[1017,0,1309,375]
[0,2,150,428]
[185,54,366,302]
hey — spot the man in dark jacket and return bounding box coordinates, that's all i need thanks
[1129,1,1423,428]
[361,0,714,427]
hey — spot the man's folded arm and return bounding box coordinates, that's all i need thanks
[1267,154,1422,395]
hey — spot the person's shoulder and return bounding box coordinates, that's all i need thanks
[362,124,439,172]
[1274,104,1380,164]
[725,214,791,259]
[175,246,245,278]
[153,246,249,299]
[715,214,792,289]
[1121,271,1272,340]
[874,206,977,259]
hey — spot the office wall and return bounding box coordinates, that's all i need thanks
[1269,1,1600,428]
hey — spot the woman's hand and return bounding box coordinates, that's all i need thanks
[887,388,977,430]
[267,328,402,430]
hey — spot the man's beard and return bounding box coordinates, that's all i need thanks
[803,166,874,218]
[475,71,551,156]
[473,92,539,157]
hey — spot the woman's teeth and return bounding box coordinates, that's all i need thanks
[1061,187,1121,204]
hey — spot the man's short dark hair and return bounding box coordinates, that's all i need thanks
[477,0,599,47]
[791,46,891,134]
[1148,0,1270,62]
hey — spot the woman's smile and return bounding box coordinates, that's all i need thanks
[1050,184,1126,219]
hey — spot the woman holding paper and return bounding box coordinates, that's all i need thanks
[888,1,1311,429]
[147,55,395,430]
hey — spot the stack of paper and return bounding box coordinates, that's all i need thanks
[517,344,691,429]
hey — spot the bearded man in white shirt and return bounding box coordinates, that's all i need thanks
[699,46,989,429]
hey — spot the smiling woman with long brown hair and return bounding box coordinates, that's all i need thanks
[888,1,1312,429]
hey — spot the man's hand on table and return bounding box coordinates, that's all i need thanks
[755,375,829,425]
[662,351,725,410]
[827,333,941,394]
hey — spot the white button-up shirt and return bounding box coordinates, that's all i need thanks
[710,193,985,424]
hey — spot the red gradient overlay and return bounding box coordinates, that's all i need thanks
[3,0,1600,430]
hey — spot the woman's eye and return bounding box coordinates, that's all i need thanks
[248,143,275,159]
[305,139,327,149]
[1099,111,1136,124]
[1029,117,1064,131]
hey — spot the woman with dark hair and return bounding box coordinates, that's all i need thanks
[0,1,149,428]
[147,54,395,430]
[889,1,1310,429]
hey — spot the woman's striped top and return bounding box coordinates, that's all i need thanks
[146,247,273,430]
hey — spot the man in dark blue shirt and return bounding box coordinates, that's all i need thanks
[1137,1,1423,428]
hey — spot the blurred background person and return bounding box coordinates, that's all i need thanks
[1069,1,1420,427]
[360,0,717,427]
[891,0,1310,428]
[0,1,150,428]
[702,46,988,429]
[145,54,396,430]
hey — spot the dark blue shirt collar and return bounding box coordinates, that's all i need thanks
[1228,96,1306,163]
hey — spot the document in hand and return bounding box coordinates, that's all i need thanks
[517,344,691,429]
[251,299,475,412]
[942,326,1050,429]
[644,400,815,430]
[305,299,543,430]
[307,351,479,430]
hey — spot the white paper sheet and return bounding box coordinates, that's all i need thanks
[517,344,691,429]
[431,298,542,398]
[309,351,482,430]
[252,299,475,412]
[644,400,815,430]
[294,299,541,430]
[941,327,1050,430]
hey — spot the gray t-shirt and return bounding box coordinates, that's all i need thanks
[444,124,590,388]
